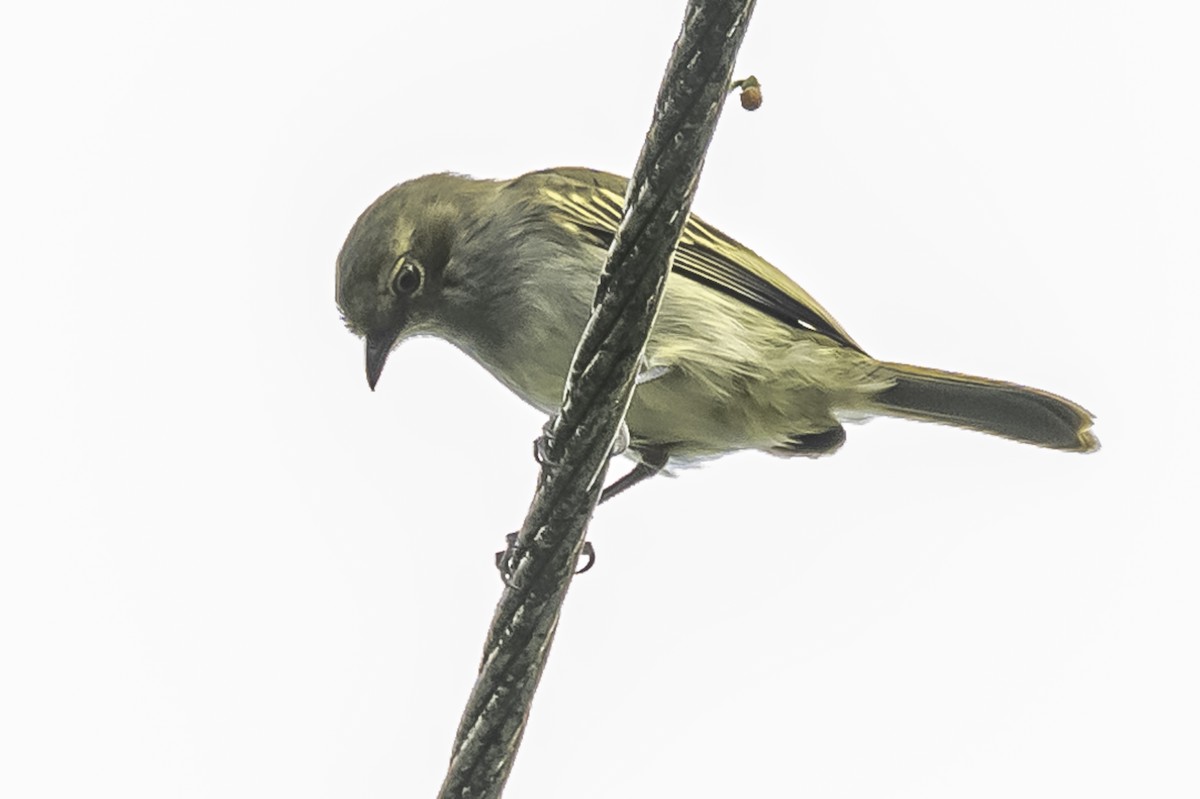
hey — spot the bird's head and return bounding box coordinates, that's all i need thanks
[335,175,475,390]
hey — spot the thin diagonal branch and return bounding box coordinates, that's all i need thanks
[437,2,757,796]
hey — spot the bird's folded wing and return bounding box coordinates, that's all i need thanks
[536,167,863,352]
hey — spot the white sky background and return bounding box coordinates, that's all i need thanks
[2,1,1197,796]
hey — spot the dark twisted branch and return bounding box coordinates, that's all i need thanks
[437,2,757,796]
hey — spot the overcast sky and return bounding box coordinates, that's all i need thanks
[3,1,1197,797]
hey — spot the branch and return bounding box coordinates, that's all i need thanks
[437,2,757,796]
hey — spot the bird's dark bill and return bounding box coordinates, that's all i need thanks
[365,330,399,391]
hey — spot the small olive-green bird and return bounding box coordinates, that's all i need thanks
[336,167,1097,497]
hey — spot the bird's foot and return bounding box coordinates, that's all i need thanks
[535,418,631,465]
[532,419,560,466]
[494,532,596,583]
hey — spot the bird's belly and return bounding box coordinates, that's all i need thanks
[625,368,836,459]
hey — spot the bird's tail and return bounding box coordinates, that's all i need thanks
[868,362,1099,452]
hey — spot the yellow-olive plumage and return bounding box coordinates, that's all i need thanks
[336,167,1097,474]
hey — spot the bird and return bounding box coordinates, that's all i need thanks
[336,166,1098,500]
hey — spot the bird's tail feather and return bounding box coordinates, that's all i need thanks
[869,362,1099,452]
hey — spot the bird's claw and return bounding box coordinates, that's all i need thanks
[576,541,596,574]
[494,532,520,579]
[533,420,559,466]
[494,533,596,582]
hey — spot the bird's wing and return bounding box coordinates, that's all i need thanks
[533,167,863,352]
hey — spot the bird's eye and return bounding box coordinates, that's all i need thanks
[391,260,422,295]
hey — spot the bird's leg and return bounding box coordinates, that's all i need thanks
[599,446,669,504]
[565,447,668,575]
[539,448,670,576]
[507,370,670,580]
[496,443,669,580]
[533,359,667,466]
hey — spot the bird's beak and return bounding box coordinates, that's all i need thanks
[365,329,401,391]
